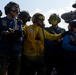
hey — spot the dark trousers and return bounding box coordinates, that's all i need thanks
[8,54,21,75]
[45,54,63,75]
[62,59,76,75]
[20,55,46,75]
[0,54,21,75]
[0,54,8,75]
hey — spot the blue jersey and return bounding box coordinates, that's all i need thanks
[0,17,23,55]
[62,31,76,60]
[44,26,65,56]
[0,17,22,34]
[62,31,76,52]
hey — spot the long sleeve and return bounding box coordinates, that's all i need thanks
[62,35,76,52]
[44,29,62,41]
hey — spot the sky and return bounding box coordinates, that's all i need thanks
[0,0,76,30]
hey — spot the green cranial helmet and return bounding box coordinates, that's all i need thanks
[18,11,31,21]
[32,13,45,23]
[4,1,20,15]
[48,13,61,24]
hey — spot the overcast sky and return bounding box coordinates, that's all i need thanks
[0,0,76,30]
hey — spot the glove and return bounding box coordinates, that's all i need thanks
[1,30,14,42]
[8,28,22,40]
[14,30,22,39]
[9,28,15,33]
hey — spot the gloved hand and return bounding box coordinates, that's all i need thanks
[1,30,14,42]
[2,28,22,42]
[9,28,15,33]
[2,30,10,35]
[8,28,22,39]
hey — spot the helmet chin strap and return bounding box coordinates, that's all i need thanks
[52,24,58,26]
[37,22,45,28]
[35,20,45,28]
[41,24,45,28]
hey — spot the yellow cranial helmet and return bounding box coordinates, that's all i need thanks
[32,13,45,23]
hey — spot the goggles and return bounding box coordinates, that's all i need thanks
[49,17,59,21]
[11,5,20,13]
[38,16,45,21]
